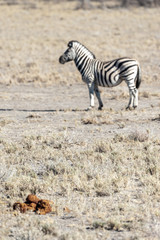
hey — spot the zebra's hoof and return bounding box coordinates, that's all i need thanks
[85,106,94,111]
[98,104,103,110]
[126,106,132,111]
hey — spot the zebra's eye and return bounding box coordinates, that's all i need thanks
[68,42,72,48]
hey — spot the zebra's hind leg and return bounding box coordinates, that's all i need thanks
[126,88,138,110]
[133,89,138,109]
[94,85,103,110]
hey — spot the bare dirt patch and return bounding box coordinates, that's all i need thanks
[0,2,160,240]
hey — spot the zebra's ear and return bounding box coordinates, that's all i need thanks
[68,41,73,48]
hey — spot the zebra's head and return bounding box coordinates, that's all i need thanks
[59,41,76,64]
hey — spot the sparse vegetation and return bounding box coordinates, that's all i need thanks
[1,131,160,239]
[0,1,160,239]
[81,112,114,125]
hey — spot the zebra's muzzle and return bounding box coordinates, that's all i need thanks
[59,56,66,64]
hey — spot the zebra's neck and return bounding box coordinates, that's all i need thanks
[74,44,95,73]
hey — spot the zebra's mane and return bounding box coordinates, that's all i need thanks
[68,40,96,59]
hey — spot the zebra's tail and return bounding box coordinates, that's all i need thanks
[136,65,141,89]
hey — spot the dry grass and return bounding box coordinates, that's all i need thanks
[1,131,160,239]
[81,112,114,125]
[128,129,150,142]
[0,1,159,86]
[140,91,160,99]
[0,119,13,127]
[0,1,160,239]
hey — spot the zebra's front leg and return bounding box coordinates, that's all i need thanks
[87,82,95,110]
[94,84,103,110]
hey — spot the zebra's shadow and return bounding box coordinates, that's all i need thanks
[0,108,86,113]
[152,115,160,122]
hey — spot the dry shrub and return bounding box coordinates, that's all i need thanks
[94,141,112,153]
[91,218,133,231]
[81,116,99,125]
[140,91,150,98]
[128,130,149,142]
[41,224,57,236]
[81,113,113,125]
[0,119,12,127]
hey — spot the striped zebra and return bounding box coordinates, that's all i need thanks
[59,40,141,110]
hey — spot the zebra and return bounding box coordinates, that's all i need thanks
[59,40,141,110]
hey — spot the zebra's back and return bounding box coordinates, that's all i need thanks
[94,57,139,88]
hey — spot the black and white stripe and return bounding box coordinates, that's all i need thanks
[59,41,141,110]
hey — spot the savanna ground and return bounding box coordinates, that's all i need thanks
[0,1,160,239]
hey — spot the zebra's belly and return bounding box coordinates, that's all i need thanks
[96,75,123,88]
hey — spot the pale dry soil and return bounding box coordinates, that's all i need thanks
[0,82,160,240]
[0,83,160,142]
[0,2,160,240]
